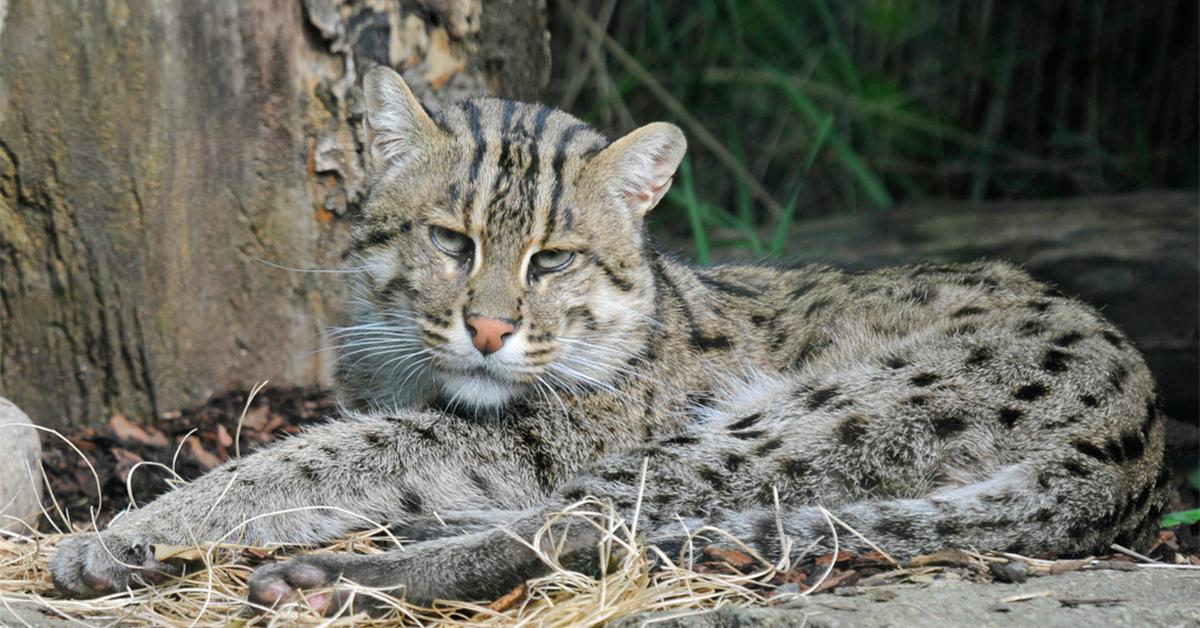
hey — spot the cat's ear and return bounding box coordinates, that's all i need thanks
[362,66,443,168]
[590,122,686,216]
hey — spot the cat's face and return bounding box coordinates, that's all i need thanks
[337,68,686,412]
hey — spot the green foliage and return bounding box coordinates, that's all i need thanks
[1161,509,1200,529]
[549,0,1197,260]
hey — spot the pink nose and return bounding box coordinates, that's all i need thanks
[465,316,515,355]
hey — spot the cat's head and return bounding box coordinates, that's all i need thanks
[337,67,686,413]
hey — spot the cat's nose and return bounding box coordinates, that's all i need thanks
[465,316,515,355]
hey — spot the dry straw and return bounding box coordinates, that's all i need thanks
[0,419,814,627]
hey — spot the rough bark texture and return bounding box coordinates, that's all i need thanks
[774,191,1199,442]
[0,0,548,429]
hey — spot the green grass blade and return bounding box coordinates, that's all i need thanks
[768,67,893,209]
[770,114,833,256]
[669,158,710,264]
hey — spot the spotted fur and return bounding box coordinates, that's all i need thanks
[50,68,1168,609]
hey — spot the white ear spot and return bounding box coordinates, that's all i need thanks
[362,67,441,168]
[594,122,687,216]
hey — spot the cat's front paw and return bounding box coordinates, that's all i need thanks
[50,532,176,597]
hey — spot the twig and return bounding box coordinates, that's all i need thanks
[999,591,1052,604]
[1109,543,1161,564]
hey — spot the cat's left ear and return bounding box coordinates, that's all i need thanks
[589,122,686,216]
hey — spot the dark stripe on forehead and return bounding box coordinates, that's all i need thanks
[589,252,633,292]
[492,101,519,202]
[547,123,589,237]
[523,106,553,231]
[497,100,517,173]
[465,101,486,183]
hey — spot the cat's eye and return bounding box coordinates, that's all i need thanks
[430,226,473,260]
[530,249,575,274]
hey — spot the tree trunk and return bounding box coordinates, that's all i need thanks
[0,0,549,429]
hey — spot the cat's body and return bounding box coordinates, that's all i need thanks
[50,68,1168,610]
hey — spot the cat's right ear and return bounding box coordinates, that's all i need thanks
[587,122,687,217]
[362,67,443,170]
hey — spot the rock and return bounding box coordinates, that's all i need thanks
[989,561,1029,583]
[0,397,43,533]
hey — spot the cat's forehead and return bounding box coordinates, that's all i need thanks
[413,98,617,246]
[443,98,608,154]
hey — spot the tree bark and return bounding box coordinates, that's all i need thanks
[0,0,549,429]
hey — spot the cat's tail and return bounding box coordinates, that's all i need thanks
[670,461,1172,562]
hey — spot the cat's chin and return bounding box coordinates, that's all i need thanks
[435,371,523,410]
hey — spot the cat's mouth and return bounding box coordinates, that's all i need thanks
[432,365,526,409]
[433,362,531,383]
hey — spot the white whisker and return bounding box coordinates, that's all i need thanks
[255,258,369,274]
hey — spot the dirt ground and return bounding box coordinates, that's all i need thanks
[615,569,1200,627]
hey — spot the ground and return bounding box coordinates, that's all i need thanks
[615,569,1200,627]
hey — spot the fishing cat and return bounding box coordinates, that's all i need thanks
[50,67,1168,611]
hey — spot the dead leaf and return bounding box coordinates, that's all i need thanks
[216,423,234,448]
[109,414,169,448]
[807,568,859,593]
[815,551,856,567]
[186,438,222,470]
[69,437,100,453]
[774,569,809,585]
[695,561,737,576]
[262,413,288,433]
[153,544,207,562]
[1151,530,1180,553]
[240,404,270,431]
[703,547,756,570]
[487,584,526,612]
[243,547,280,560]
[111,447,144,482]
